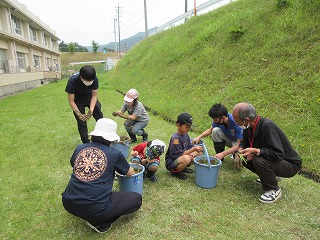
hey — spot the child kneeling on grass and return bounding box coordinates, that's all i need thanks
[130,139,166,182]
[165,112,204,180]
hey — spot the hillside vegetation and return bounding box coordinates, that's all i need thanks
[103,0,320,176]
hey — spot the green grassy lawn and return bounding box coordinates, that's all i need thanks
[0,77,319,239]
[2,0,320,238]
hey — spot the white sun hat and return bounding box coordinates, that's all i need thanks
[89,118,120,141]
[145,139,166,159]
[124,88,139,102]
[150,139,166,150]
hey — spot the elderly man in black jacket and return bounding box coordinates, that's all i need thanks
[232,102,302,204]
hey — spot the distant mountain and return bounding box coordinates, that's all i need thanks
[87,27,158,52]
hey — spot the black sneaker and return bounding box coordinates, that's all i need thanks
[183,168,194,173]
[130,138,137,144]
[147,171,158,182]
[85,221,112,233]
[142,131,148,142]
[171,171,188,180]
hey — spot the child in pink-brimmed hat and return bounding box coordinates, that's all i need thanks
[113,89,149,144]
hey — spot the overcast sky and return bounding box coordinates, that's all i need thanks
[18,0,209,46]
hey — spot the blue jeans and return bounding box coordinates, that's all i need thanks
[124,120,148,139]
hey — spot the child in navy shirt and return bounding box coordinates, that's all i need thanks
[165,113,204,180]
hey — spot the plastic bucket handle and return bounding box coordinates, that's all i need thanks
[202,143,211,169]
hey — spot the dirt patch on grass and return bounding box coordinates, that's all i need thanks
[299,168,320,183]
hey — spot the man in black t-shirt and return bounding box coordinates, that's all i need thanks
[65,65,103,143]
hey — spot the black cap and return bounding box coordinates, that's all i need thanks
[177,112,194,126]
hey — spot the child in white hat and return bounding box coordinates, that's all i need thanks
[130,139,166,182]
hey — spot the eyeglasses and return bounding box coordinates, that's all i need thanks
[213,117,223,124]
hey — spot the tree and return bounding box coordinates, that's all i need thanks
[59,40,69,52]
[92,40,99,53]
[59,41,88,52]
[75,42,88,52]
[68,42,76,53]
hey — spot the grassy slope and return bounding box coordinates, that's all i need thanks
[104,0,320,175]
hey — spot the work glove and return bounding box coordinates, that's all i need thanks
[74,110,87,122]
[234,153,243,168]
[112,111,119,117]
[85,110,93,120]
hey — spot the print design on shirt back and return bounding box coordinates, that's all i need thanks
[74,147,107,181]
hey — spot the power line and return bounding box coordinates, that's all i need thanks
[120,0,161,37]
[120,6,144,35]
[121,6,144,28]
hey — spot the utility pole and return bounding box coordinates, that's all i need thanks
[185,0,188,23]
[117,2,121,58]
[113,18,117,54]
[144,0,148,37]
[194,0,197,16]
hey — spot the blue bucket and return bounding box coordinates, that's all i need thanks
[116,163,145,195]
[112,140,130,158]
[194,156,222,189]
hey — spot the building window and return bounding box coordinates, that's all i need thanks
[11,15,22,35]
[0,49,6,71]
[45,57,51,70]
[43,33,48,46]
[30,26,37,42]
[16,52,26,69]
[33,55,40,67]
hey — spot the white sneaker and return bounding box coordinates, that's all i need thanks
[259,186,282,203]
[256,176,282,185]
